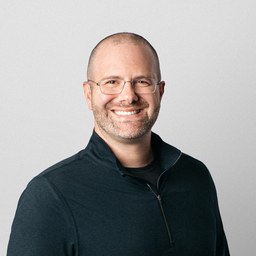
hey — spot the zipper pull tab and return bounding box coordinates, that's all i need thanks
[157,195,163,204]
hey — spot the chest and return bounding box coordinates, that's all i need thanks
[64,175,217,255]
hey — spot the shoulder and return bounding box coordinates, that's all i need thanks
[38,148,87,178]
[18,148,91,201]
[178,153,208,170]
[160,150,213,190]
[172,152,217,197]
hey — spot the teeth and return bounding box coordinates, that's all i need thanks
[114,110,139,116]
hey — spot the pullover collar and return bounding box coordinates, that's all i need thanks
[85,130,181,176]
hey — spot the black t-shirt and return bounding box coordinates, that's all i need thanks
[124,156,161,187]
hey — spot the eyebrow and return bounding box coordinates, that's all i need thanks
[101,76,123,80]
[101,75,153,80]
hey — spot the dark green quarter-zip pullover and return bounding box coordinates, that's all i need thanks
[7,131,230,255]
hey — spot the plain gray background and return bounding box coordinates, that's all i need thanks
[1,0,256,255]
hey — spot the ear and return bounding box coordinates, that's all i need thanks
[158,81,165,100]
[83,81,93,110]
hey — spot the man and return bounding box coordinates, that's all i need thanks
[7,32,230,255]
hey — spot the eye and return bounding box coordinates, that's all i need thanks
[106,80,117,84]
[135,79,152,86]
[101,79,118,86]
[139,80,149,84]
[101,79,121,86]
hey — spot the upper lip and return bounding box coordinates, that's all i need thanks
[112,108,141,112]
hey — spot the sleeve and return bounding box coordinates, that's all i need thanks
[7,176,78,256]
[207,171,230,256]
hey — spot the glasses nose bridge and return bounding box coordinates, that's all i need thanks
[123,80,133,86]
[122,79,135,91]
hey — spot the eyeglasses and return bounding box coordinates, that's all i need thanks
[87,77,160,95]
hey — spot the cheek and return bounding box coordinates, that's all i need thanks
[145,94,160,107]
[92,93,115,110]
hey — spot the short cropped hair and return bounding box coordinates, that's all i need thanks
[87,32,161,81]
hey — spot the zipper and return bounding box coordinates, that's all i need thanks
[156,152,182,191]
[147,183,173,244]
[123,152,182,245]
[146,152,182,244]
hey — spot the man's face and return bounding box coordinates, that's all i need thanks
[84,42,165,142]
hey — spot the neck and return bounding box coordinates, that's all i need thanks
[95,128,154,168]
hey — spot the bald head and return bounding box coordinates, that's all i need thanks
[87,32,161,81]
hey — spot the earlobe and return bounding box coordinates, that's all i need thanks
[83,81,93,110]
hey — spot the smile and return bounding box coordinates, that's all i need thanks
[114,110,141,116]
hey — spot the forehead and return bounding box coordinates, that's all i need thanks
[92,42,157,79]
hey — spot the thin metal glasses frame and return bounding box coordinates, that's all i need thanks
[87,78,160,95]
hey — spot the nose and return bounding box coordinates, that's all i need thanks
[118,81,139,103]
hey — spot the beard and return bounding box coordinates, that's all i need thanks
[92,99,160,140]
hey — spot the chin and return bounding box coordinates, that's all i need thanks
[116,132,146,140]
[109,125,151,140]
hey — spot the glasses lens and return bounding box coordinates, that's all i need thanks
[133,78,156,94]
[99,78,123,94]
[98,78,157,95]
